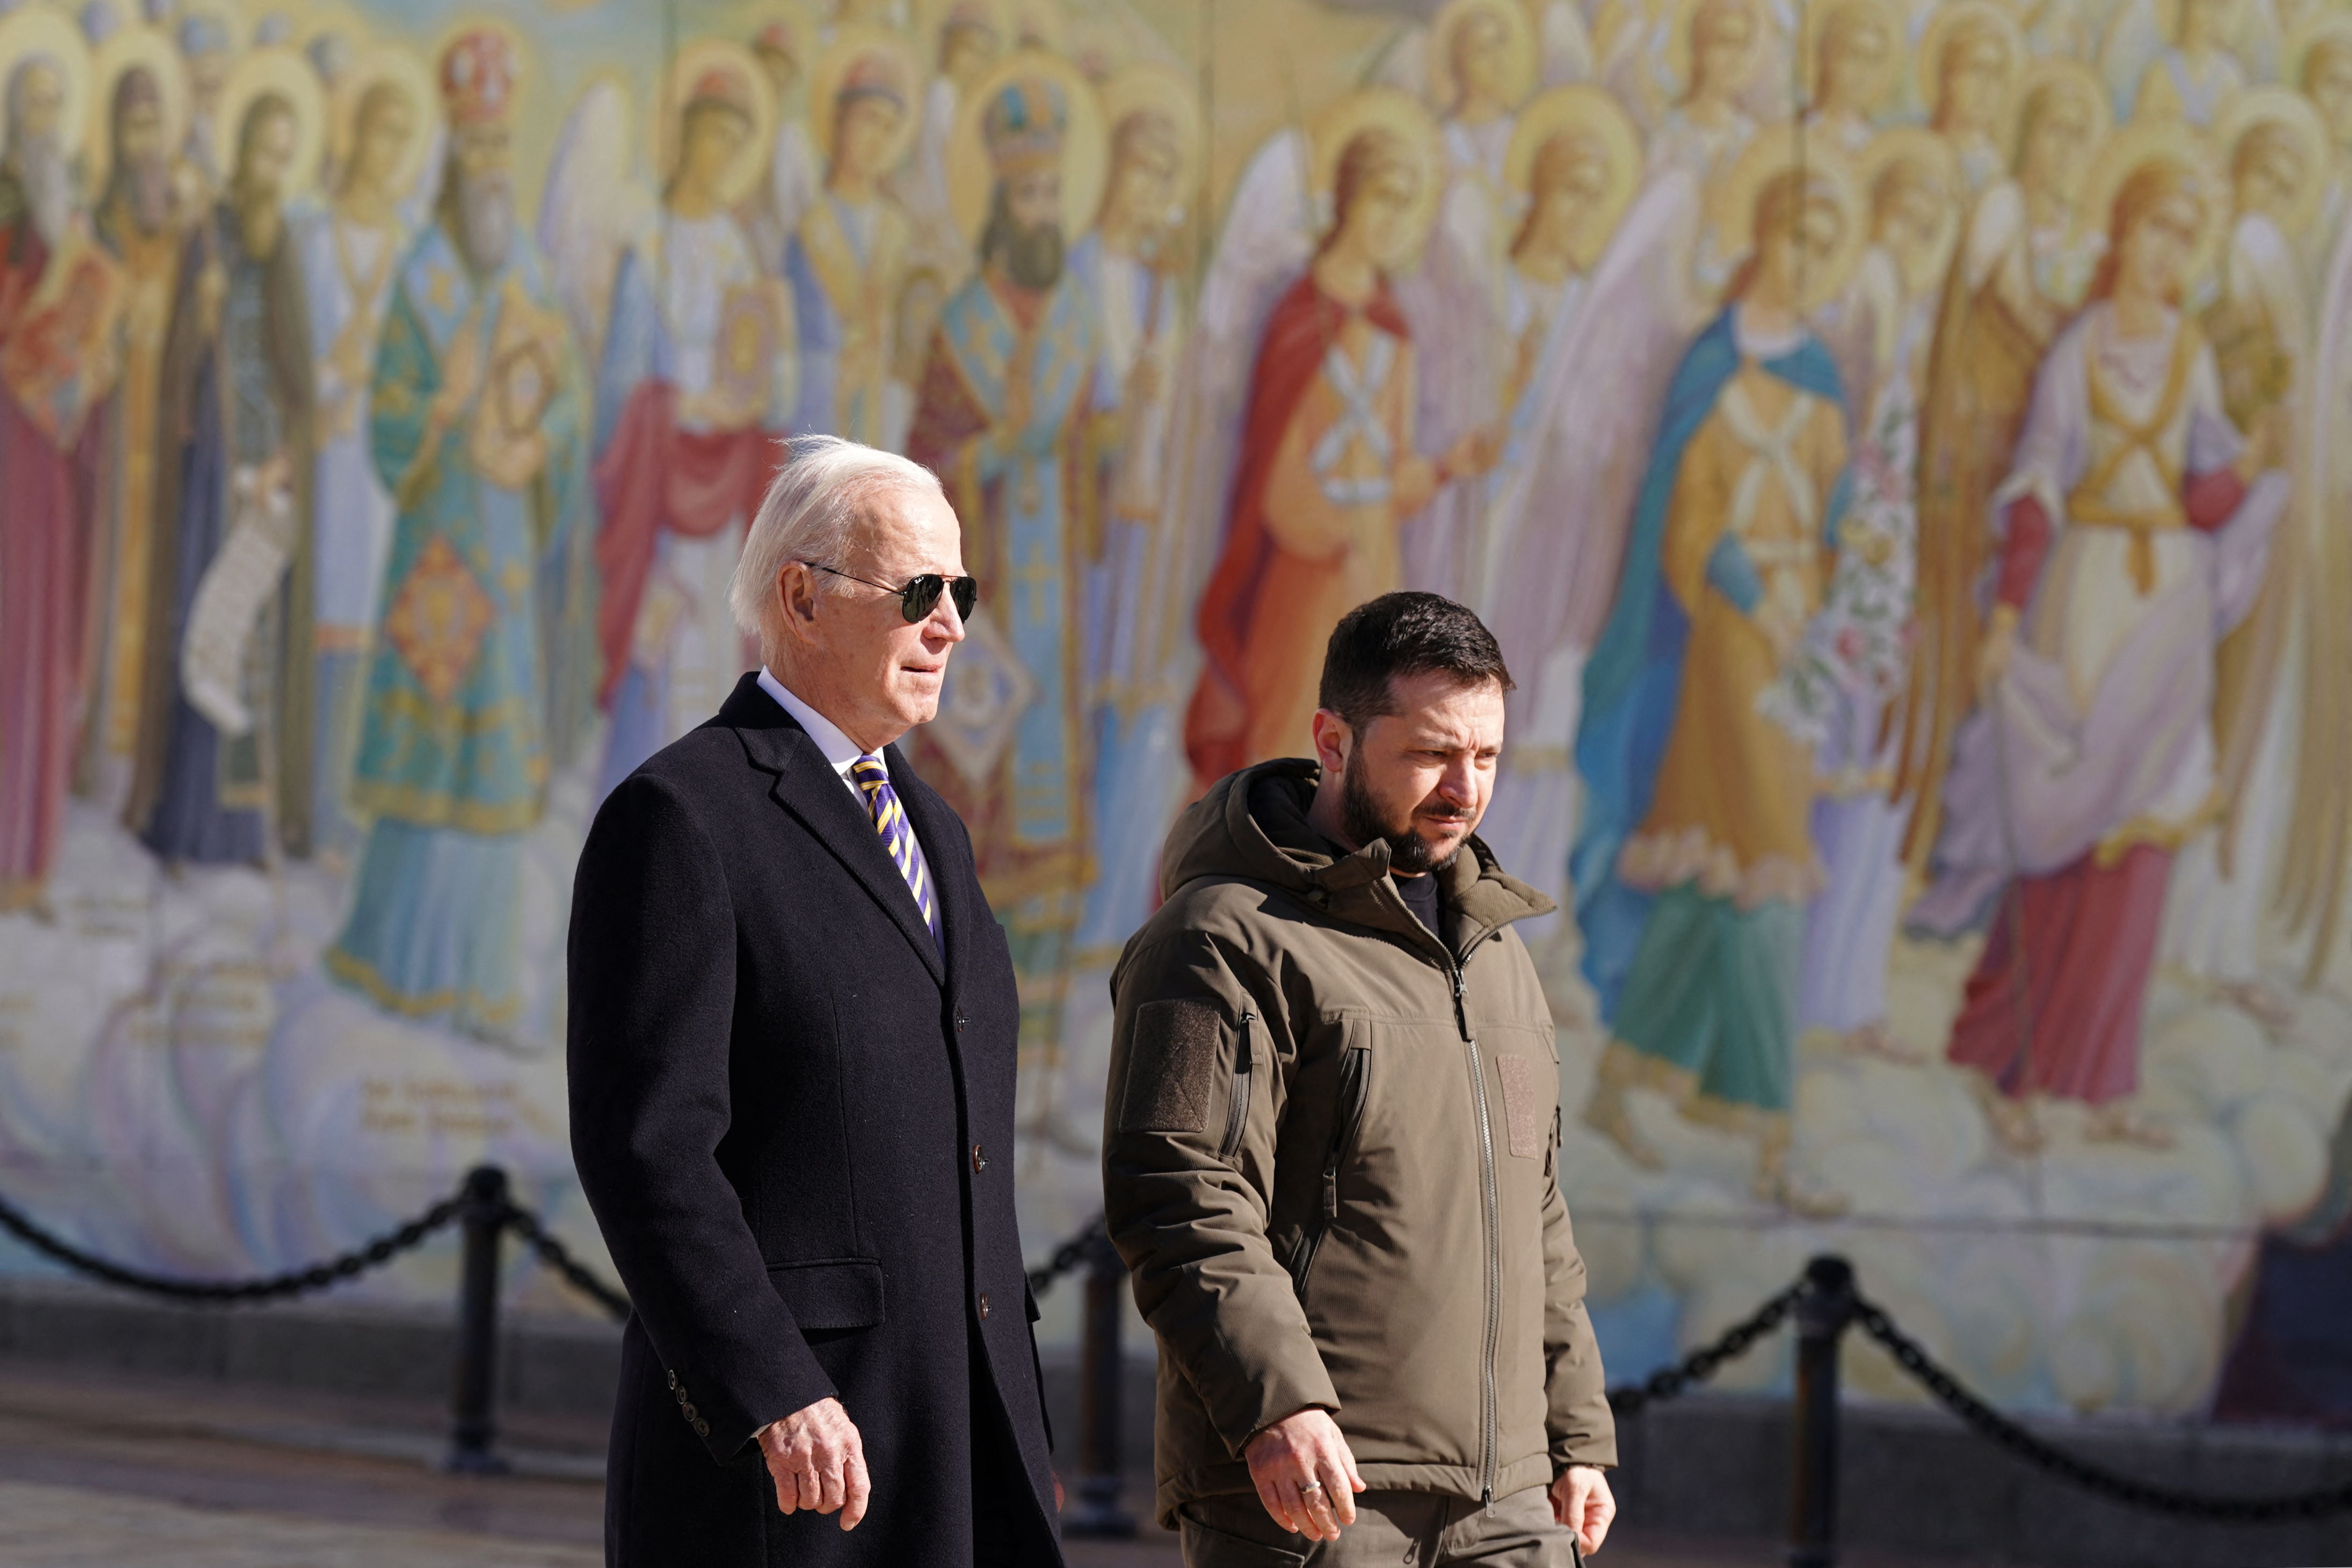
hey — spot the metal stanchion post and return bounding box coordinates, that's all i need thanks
[1788,1255,1856,1568]
[1065,1231,1137,1538]
[445,1165,511,1475]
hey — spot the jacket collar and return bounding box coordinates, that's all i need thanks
[718,674,947,986]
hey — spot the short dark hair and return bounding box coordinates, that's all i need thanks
[1317,592,1514,732]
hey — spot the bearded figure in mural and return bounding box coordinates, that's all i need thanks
[1916,135,2289,1154]
[297,56,430,865]
[78,33,192,815]
[590,43,791,800]
[786,29,915,448]
[127,50,317,872]
[326,27,593,1043]
[904,58,1103,1099]
[1576,142,1857,1212]
[1186,93,1493,789]
[0,17,124,913]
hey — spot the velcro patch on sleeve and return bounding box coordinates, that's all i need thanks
[1497,1053,1546,1159]
[1118,999,1223,1133]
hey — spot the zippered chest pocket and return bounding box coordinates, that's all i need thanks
[1287,1041,1369,1296]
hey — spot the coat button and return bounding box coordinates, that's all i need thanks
[682,1401,699,1422]
[693,1417,711,1438]
[972,1143,987,1173]
[674,1387,688,1406]
[955,1009,967,1032]
[667,1371,678,1392]
[978,1292,991,1319]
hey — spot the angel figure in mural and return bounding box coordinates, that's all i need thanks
[2158,89,2329,1024]
[0,11,125,913]
[897,0,1008,299]
[1460,85,1650,966]
[591,41,793,801]
[786,26,916,447]
[1396,0,1532,603]
[1788,129,1961,1060]
[903,53,1105,1115]
[739,15,818,273]
[1184,90,1494,788]
[1646,0,1765,191]
[78,25,190,816]
[1803,0,1902,156]
[1916,128,2289,1153]
[1920,0,2022,196]
[1070,64,1200,953]
[327,25,593,1043]
[1575,133,1858,1211]
[2103,0,2249,127]
[1375,0,1593,103]
[297,47,434,866]
[534,75,651,392]
[1894,60,2109,878]
[127,45,319,873]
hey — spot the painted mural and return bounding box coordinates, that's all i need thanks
[1,0,2351,1429]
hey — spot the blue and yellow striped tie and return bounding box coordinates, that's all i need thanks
[851,754,940,951]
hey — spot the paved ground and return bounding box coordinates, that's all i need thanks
[0,1358,1967,1566]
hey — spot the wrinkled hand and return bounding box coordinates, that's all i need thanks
[757,1396,871,1531]
[1243,1408,1365,1542]
[1550,1465,1617,1555]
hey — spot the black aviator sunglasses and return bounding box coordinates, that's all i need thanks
[806,563,980,623]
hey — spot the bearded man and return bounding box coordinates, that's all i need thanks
[127,84,315,870]
[79,61,190,808]
[0,43,123,911]
[904,71,1103,1116]
[325,27,594,1043]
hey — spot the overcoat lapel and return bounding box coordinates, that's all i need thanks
[718,676,946,986]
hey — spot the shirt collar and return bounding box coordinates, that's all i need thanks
[757,667,868,792]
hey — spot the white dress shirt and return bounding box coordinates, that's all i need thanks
[757,668,944,937]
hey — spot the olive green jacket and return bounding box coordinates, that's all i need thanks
[1103,761,1616,1527]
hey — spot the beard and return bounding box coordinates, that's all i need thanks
[454,168,513,273]
[1339,762,1470,876]
[10,132,70,249]
[1001,218,1064,291]
[122,153,174,234]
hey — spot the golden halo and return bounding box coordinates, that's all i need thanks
[1309,85,1445,271]
[947,48,1109,247]
[0,7,92,162]
[1800,0,1901,111]
[1097,62,1203,218]
[2287,10,2352,95]
[84,23,188,196]
[1708,126,1867,310]
[331,45,438,202]
[1914,0,2023,122]
[810,24,922,175]
[1860,125,1965,291]
[662,38,778,207]
[213,45,326,199]
[2074,119,2227,288]
[1668,0,1768,103]
[2215,84,2329,238]
[1504,85,1641,269]
[1431,0,1538,114]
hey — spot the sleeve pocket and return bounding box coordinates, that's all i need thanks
[1117,998,1224,1133]
[765,1257,887,1330]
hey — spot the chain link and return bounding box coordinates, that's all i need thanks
[1607,1281,1803,1417]
[497,1201,633,1321]
[1027,1217,1107,1298]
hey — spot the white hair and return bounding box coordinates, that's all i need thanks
[727,435,948,650]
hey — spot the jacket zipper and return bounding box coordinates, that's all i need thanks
[1217,1011,1256,1161]
[1452,958,1502,1513]
[1289,1044,1368,1297]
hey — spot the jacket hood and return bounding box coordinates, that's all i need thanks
[1161,760,1556,952]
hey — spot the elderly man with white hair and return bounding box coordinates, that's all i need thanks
[569,435,1065,1568]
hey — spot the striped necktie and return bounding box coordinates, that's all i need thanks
[851,754,941,951]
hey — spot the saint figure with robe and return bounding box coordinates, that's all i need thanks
[1920,1,2022,196]
[1576,150,1856,1209]
[0,25,123,911]
[326,28,593,1042]
[903,60,1103,1094]
[591,44,792,800]
[1802,0,1901,156]
[786,30,915,448]
[1919,141,2290,1153]
[125,57,317,871]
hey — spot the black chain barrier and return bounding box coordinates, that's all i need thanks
[1606,1278,1805,1418]
[1026,1215,1105,1298]
[0,1174,627,1316]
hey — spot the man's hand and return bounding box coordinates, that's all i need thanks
[756,1396,871,1531]
[1550,1464,1617,1555]
[1242,1408,1365,1542]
